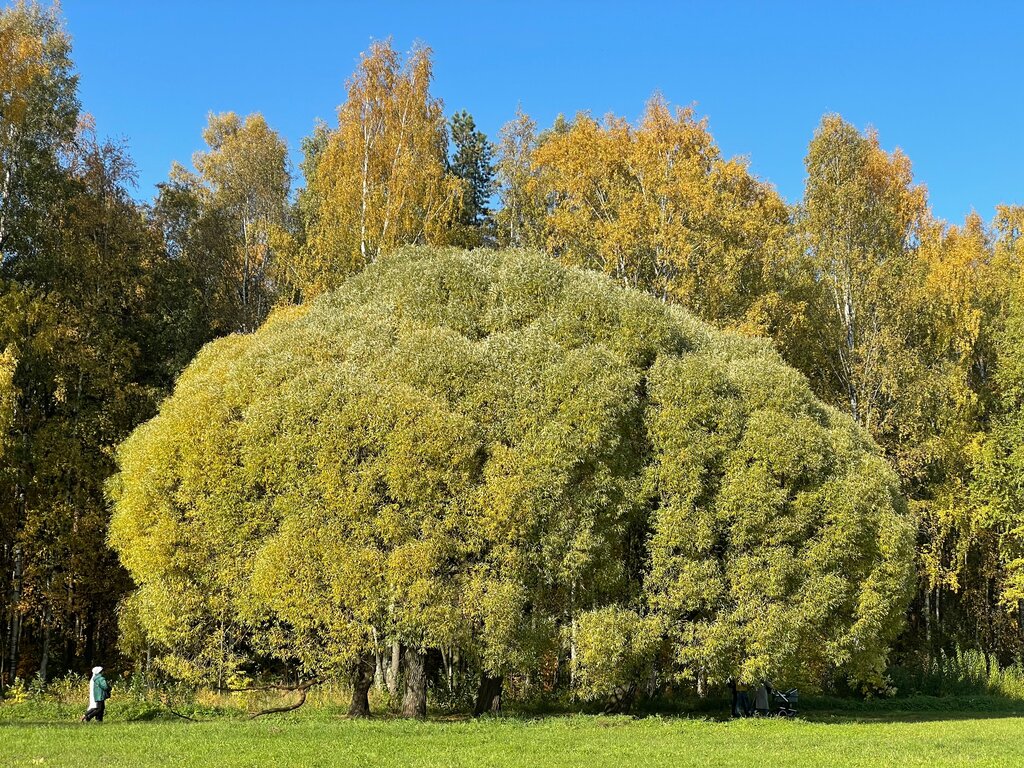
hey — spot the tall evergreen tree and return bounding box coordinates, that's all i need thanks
[448,110,495,246]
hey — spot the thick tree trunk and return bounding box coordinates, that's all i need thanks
[348,654,374,718]
[603,682,638,714]
[401,647,428,718]
[473,674,503,717]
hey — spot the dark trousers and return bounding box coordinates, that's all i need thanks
[84,700,105,722]
[736,691,751,717]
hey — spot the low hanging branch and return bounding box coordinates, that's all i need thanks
[225,679,321,720]
[150,679,321,723]
[163,705,201,722]
[156,691,204,722]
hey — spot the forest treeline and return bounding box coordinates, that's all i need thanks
[3,1,1024,706]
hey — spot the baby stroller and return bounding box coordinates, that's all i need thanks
[771,686,798,717]
[754,682,798,717]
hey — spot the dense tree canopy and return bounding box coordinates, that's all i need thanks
[156,111,290,334]
[109,248,915,714]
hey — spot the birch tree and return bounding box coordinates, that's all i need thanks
[0,1,77,261]
[494,107,545,249]
[301,40,462,296]
[497,97,794,338]
[798,115,927,429]
[175,112,290,332]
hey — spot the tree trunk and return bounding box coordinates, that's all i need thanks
[401,647,428,718]
[83,611,97,674]
[38,620,50,683]
[1018,600,1024,665]
[473,674,503,717]
[374,650,384,692]
[646,665,658,698]
[348,654,374,718]
[924,587,932,667]
[386,640,401,696]
[569,618,577,689]
[7,546,22,682]
[603,682,638,714]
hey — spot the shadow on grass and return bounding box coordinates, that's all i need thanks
[5,695,1024,728]
[799,709,1024,725]
[498,693,1024,726]
[0,720,90,728]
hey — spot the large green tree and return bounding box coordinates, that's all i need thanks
[110,248,915,715]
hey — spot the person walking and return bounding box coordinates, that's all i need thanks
[81,666,111,723]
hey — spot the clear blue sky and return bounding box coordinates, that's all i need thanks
[61,1,1023,224]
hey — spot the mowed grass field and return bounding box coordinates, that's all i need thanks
[4,712,1024,768]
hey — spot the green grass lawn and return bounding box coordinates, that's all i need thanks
[4,710,1024,768]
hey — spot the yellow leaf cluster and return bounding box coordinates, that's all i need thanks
[500,96,790,330]
[301,41,463,297]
